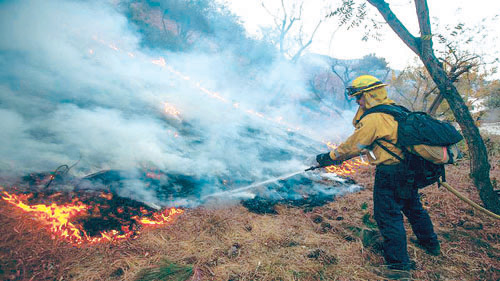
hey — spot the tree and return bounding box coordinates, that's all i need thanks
[484,81,500,112]
[330,54,390,108]
[364,0,500,213]
[124,0,213,51]
[330,0,499,212]
[124,0,254,53]
[260,0,323,62]
[391,63,499,124]
[390,64,435,112]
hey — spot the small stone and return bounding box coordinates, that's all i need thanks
[312,214,323,223]
[462,221,482,230]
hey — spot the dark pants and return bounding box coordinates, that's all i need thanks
[373,164,438,266]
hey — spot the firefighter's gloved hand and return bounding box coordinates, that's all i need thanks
[316,152,343,167]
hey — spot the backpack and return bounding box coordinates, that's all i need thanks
[360,104,463,189]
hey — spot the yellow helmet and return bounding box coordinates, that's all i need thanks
[346,75,387,97]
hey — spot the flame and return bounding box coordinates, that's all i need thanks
[152,57,166,67]
[1,191,88,243]
[146,171,162,180]
[324,158,368,176]
[1,191,184,245]
[325,141,338,151]
[322,142,369,176]
[133,208,184,225]
[99,192,113,200]
[90,38,309,134]
[164,102,181,119]
[167,130,179,138]
[89,37,368,176]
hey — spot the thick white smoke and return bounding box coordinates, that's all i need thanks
[0,0,357,206]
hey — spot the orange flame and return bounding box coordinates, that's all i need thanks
[324,158,368,176]
[91,37,367,175]
[322,142,369,176]
[1,191,88,243]
[91,39,310,134]
[164,102,181,119]
[133,207,184,225]
[1,191,184,245]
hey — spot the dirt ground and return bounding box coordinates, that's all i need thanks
[0,155,499,280]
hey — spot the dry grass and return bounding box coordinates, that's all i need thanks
[1,156,499,281]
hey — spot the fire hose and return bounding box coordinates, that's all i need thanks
[438,181,500,220]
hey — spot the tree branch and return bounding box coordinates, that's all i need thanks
[366,0,419,54]
[291,20,322,62]
[414,0,432,45]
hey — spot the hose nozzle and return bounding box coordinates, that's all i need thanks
[305,165,321,171]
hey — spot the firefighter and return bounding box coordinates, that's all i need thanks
[316,75,440,276]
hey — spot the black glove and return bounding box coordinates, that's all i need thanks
[316,152,343,167]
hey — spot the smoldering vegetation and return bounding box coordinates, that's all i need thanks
[0,0,358,208]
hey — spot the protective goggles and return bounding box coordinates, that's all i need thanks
[346,81,385,97]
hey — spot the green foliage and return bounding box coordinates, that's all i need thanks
[362,213,377,229]
[135,259,193,281]
[328,1,366,30]
[360,202,368,210]
[327,1,382,41]
[433,18,498,68]
[354,54,389,77]
[124,0,249,52]
[121,0,278,73]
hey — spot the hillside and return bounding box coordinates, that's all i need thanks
[0,1,499,280]
[1,153,498,280]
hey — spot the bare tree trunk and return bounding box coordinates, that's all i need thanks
[420,51,499,213]
[367,0,500,213]
[427,92,444,116]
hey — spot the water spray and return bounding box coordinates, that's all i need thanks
[202,165,323,200]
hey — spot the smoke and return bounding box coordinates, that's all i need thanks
[0,0,357,207]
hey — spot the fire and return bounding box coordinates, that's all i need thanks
[325,141,338,151]
[1,191,184,245]
[152,57,166,67]
[91,38,309,134]
[164,102,181,119]
[322,142,369,176]
[324,158,368,176]
[1,192,88,243]
[133,208,184,225]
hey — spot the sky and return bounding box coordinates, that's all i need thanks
[222,0,500,76]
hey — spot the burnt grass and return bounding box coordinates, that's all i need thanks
[240,172,358,214]
[241,194,337,214]
[0,156,499,280]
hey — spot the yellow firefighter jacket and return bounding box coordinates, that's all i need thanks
[329,87,403,165]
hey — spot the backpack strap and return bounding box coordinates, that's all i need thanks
[360,104,411,163]
[374,139,404,162]
[359,104,410,122]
